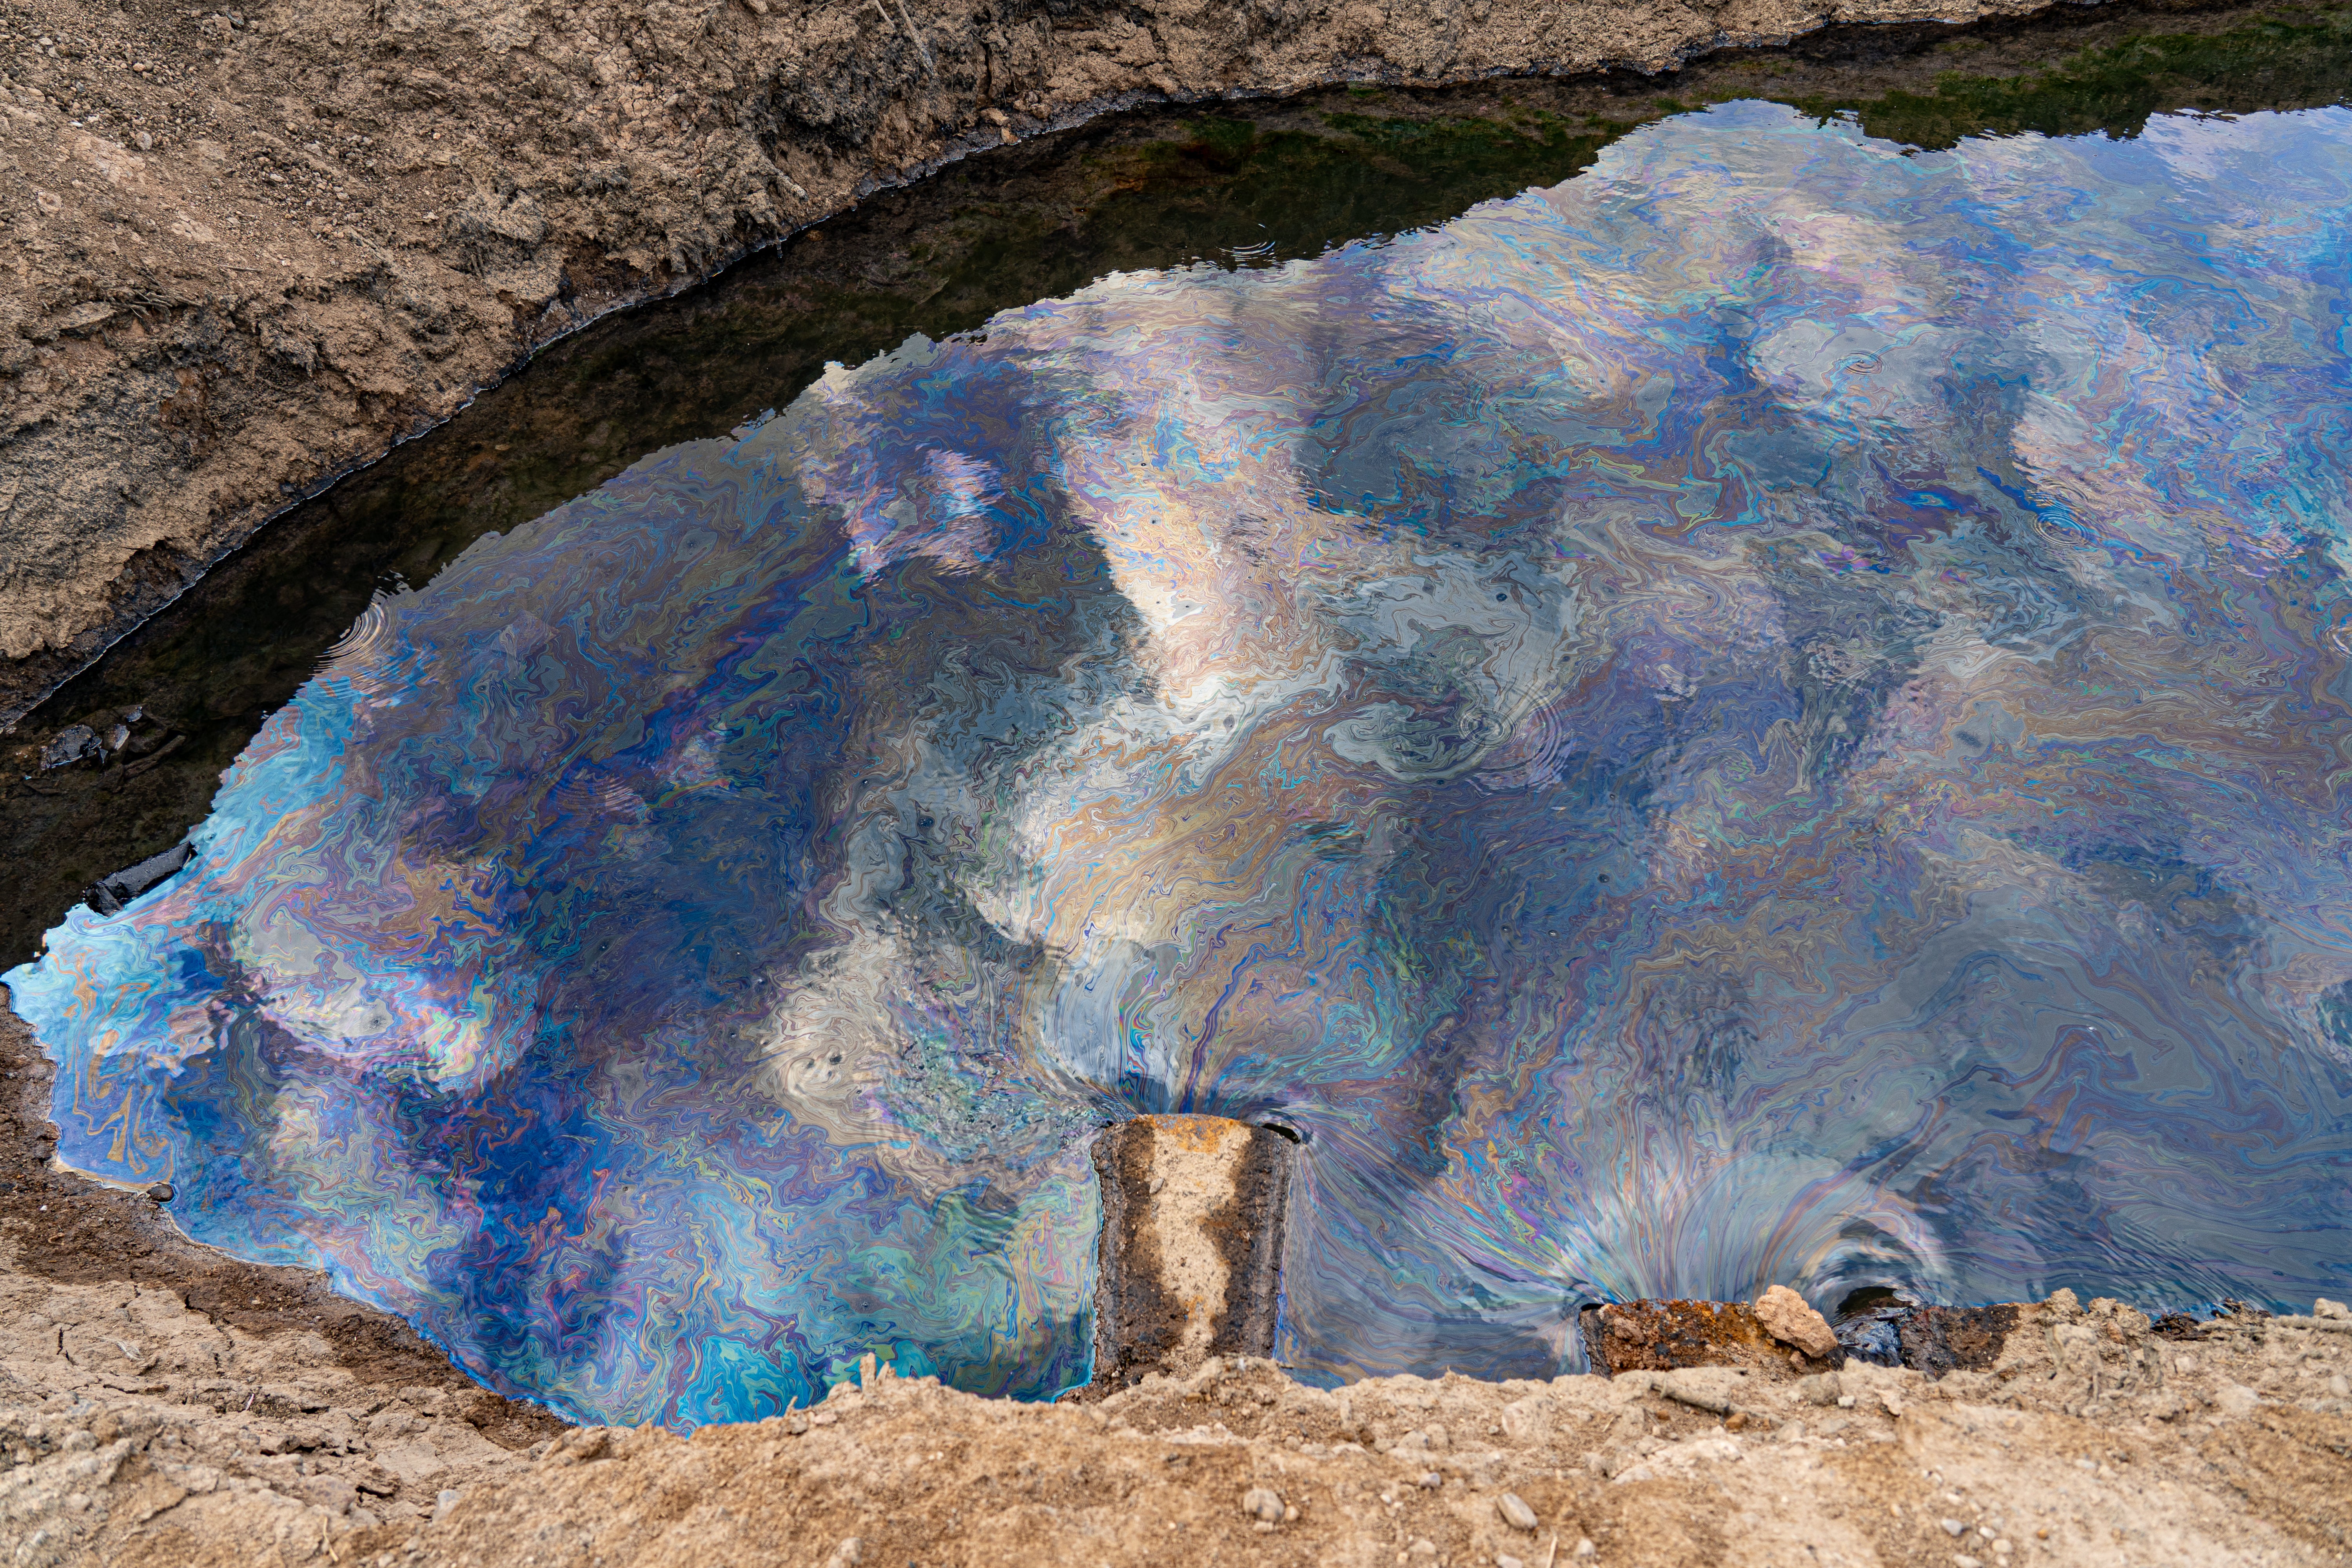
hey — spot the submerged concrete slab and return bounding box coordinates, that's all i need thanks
[1090,1115,1295,1387]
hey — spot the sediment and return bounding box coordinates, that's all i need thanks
[1091,1116,1295,1389]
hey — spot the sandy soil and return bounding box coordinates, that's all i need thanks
[0,0,2075,727]
[7,1275,2350,1567]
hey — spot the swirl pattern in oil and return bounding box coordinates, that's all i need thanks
[11,102,2352,1421]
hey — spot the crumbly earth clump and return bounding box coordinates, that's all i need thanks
[0,0,2071,725]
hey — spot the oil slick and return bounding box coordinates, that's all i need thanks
[10,101,2352,1423]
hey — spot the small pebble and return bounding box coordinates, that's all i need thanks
[147,1182,175,1203]
[1418,1471,1442,1489]
[1496,1493,1539,1531]
[1241,1486,1284,1523]
[1575,1542,1597,1560]
[1941,1519,1965,1537]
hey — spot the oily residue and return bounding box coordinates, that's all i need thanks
[9,100,2352,1423]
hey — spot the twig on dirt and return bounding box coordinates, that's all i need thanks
[889,0,935,73]
[1660,1383,1733,1416]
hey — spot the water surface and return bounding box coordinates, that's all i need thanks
[12,98,2352,1422]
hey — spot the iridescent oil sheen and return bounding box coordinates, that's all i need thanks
[12,102,2352,1420]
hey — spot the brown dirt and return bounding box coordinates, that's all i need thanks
[9,1283,2352,1566]
[1583,1299,1829,1377]
[0,0,2081,729]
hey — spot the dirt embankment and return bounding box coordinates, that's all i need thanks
[0,0,2062,726]
[9,1268,2352,1565]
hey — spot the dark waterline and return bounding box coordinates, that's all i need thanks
[5,0,2350,967]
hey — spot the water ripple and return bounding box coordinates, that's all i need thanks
[10,102,2352,1420]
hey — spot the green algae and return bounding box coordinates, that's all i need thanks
[1785,6,2352,147]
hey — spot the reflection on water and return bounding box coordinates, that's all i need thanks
[12,100,2352,1423]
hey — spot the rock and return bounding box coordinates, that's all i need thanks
[433,1488,463,1521]
[1241,1486,1284,1522]
[1575,1541,1597,1559]
[2214,1385,2260,1417]
[1957,1557,1984,1568]
[1659,1368,1736,1415]
[91,842,194,915]
[2316,1298,2350,1320]
[40,724,102,770]
[1496,1492,1538,1530]
[1753,1285,1839,1360]
[1498,1558,1525,1568]
[1791,1372,1837,1405]
[146,1183,174,1203]
[826,1539,863,1567]
[1942,1519,1966,1537]
[1582,1298,1788,1374]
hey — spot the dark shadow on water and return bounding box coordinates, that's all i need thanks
[7,0,2351,964]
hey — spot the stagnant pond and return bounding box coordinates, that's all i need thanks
[8,3,2352,1427]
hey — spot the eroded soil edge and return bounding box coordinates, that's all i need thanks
[0,0,2120,727]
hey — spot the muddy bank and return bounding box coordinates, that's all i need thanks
[10,0,2352,971]
[17,0,2350,733]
